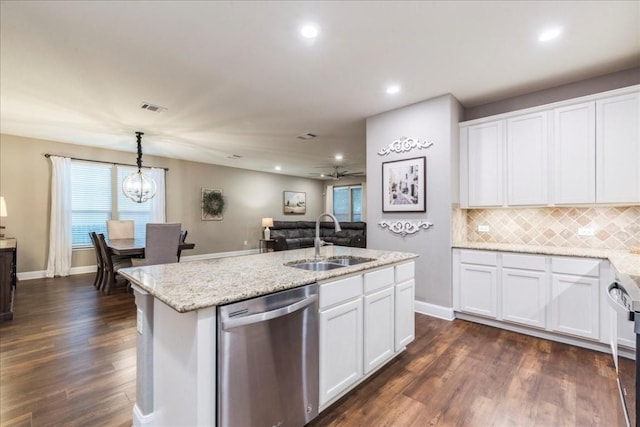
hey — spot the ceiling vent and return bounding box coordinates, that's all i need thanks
[296,132,317,140]
[140,102,167,113]
[227,154,243,159]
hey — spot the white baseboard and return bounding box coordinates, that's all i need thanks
[132,404,154,426]
[414,300,455,321]
[17,249,261,281]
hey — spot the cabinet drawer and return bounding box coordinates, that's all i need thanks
[395,261,415,283]
[320,275,363,309]
[551,257,600,277]
[460,250,497,266]
[364,267,394,294]
[502,253,546,271]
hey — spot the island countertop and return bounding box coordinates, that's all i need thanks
[118,246,418,313]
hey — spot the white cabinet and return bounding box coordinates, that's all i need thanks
[465,121,504,207]
[596,92,640,203]
[319,275,363,406]
[460,86,639,207]
[456,251,498,318]
[506,112,548,205]
[363,267,395,374]
[395,279,415,351]
[501,253,547,329]
[549,257,600,340]
[552,102,596,204]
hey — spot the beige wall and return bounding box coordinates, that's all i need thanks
[0,133,324,273]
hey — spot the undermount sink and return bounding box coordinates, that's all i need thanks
[286,256,375,271]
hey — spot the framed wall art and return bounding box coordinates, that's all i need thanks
[201,188,225,220]
[382,156,426,212]
[283,191,306,214]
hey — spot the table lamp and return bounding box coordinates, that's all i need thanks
[0,197,7,239]
[261,217,273,240]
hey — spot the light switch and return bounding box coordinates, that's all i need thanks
[578,227,595,236]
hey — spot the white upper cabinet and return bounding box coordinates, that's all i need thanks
[506,112,548,205]
[460,86,639,208]
[596,92,640,203]
[552,102,596,204]
[465,121,504,207]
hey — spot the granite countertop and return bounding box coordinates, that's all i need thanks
[452,241,640,288]
[119,246,418,313]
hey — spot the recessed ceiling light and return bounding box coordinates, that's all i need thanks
[335,154,343,161]
[386,85,401,94]
[300,24,319,39]
[275,165,281,171]
[538,27,563,42]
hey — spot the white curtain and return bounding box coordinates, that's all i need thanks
[46,156,72,277]
[325,184,333,214]
[148,168,166,222]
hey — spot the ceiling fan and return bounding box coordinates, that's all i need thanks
[313,166,365,180]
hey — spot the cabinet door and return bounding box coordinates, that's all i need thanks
[550,274,600,340]
[364,286,394,374]
[501,268,546,329]
[553,102,596,204]
[466,121,504,207]
[507,112,548,205]
[596,92,640,203]
[459,264,497,318]
[319,298,363,406]
[395,279,415,351]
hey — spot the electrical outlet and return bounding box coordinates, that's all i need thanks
[243,240,248,245]
[578,227,595,236]
[136,308,143,334]
[477,225,490,233]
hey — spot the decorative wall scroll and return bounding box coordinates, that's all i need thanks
[378,220,434,236]
[382,156,426,212]
[377,136,434,156]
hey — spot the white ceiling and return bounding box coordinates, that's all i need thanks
[1,1,639,179]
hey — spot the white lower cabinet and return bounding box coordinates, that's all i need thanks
[319,296,363,406]
[395,279,415,351]
[501,268,546,329]
[363,286,394,374]
[550,274,600,340]
[453,249,606,346]
[319,261,415,408]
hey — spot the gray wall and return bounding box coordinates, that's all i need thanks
[0,133,324,273]
[464,66,640,120]
[366,94,462,308]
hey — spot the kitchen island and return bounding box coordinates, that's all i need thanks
[119,246,418,427]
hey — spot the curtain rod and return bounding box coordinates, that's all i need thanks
[43,153,169,171]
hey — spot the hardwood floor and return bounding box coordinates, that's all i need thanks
[0,274,624,426]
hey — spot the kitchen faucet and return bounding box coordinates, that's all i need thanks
[315,212,341,259]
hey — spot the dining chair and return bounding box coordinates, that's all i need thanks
[132,223,181,267]
[177,229,188,262]
[97,233,133,294]
[106,219,134,239]
[89,232,104,290]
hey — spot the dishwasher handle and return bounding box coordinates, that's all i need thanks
[608,281,634,321]
[222,294,318,330]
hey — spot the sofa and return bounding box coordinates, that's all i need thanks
[270,220,366,251]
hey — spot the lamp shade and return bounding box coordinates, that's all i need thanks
[261,218,274,228]
[0,197,6,217]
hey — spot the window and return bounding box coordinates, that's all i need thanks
[333,185,362,222]
[71,161,156,247]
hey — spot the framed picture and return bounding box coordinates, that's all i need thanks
[201,188,225,220]
[382,156,426,212]
[283,191,306,214]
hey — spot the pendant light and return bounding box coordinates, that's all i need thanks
[122,131,157,203]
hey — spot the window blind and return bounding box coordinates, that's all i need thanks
[71,161,112,246]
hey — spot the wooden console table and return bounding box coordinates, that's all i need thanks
[0,238,17,322]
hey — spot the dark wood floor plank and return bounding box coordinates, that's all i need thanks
[1,274,625,426]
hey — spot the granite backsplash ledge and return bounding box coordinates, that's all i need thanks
[460,206,639,250]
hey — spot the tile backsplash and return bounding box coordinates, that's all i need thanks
[464,206,640,250]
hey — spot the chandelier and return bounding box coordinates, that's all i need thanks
[122,131,157,203]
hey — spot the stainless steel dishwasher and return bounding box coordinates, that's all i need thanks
[218,283,319,427]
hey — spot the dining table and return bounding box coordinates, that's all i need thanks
[107,237,196,257]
